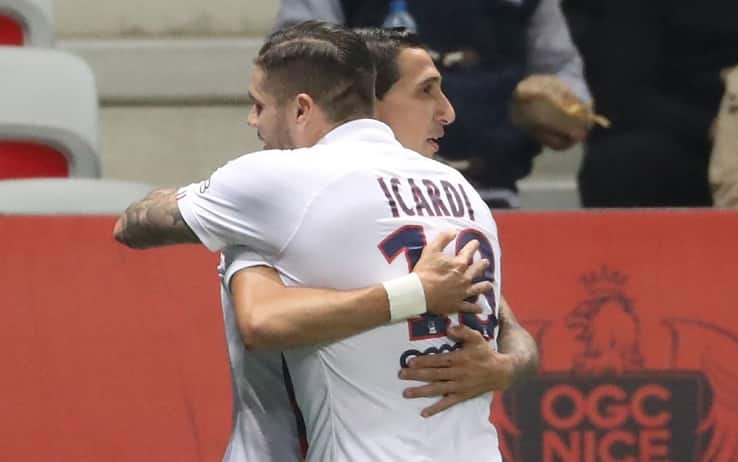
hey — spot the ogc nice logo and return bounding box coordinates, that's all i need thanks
[495,266,738,462]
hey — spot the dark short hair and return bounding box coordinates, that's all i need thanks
[354,28,425,100]
[256,21,376,123]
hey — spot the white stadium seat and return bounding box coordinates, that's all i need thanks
[0,0,53,46]
[0,178,153,214]
[0,47,101,178]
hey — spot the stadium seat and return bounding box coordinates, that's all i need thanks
[0,12,23,45]
[0,47,101,178]
[0,0,53,46]
[0,178,153,214]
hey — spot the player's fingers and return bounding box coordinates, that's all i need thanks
[465,258,490,280]
[456,239,480,264]
[457,301,483,315]
[446,324,485,344]
[467,281,494,299]
[407,350,464,369]
[402,380,455,399]
[421,395,463,418]
[399,365,460,383]
[425,230,457,253]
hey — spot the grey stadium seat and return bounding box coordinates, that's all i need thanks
[0,178,154,214]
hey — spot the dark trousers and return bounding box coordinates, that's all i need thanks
[578,132,713,208]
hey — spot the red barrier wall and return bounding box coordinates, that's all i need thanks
[1,211,736,461]
[0,217,231,461]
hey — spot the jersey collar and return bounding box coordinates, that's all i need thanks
[317,119,399,146]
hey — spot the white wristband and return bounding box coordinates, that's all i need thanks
[382,273,427,323]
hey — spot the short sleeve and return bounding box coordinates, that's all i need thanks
[176,150,319,254]
[221,245,273,294]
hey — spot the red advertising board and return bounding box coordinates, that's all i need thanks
[0,216,231,461]
[0,211,736,461]
[495,210,738,462]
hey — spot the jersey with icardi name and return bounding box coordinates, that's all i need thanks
[177,119,503,462]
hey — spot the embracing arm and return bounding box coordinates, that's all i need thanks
[232,232,492,350]
[113,188,200,249]
[399,295,539,417]
[232,267,391,350]
[497,296,540,385]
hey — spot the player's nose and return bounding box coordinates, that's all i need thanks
[437,91,456,126]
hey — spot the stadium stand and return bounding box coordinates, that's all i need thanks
[51,0,580,208]
[517,145,583,209]
[0,0,53,46]
[0,178,153,214]
[0,47,101,178]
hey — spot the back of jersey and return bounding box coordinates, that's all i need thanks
[275,138,502,461]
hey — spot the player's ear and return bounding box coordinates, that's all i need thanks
[294,93,314,123]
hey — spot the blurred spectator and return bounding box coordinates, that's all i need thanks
[710,66,738,208]
[274,0,591,208]
[565,0,738,207]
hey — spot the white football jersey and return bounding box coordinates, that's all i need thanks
[178,119,503,462]
[216,248,303,462]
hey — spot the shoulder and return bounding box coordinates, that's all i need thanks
[210,146,370,206]
[223,148,305,169]
[214,146,348,181]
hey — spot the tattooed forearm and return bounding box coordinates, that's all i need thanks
[113,188,200,249]
[497,296,540,385]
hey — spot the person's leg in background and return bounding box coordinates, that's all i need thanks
[578,131,713,207]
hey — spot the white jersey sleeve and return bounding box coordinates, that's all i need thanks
[221,245,273,293]
[176,150,319,254]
